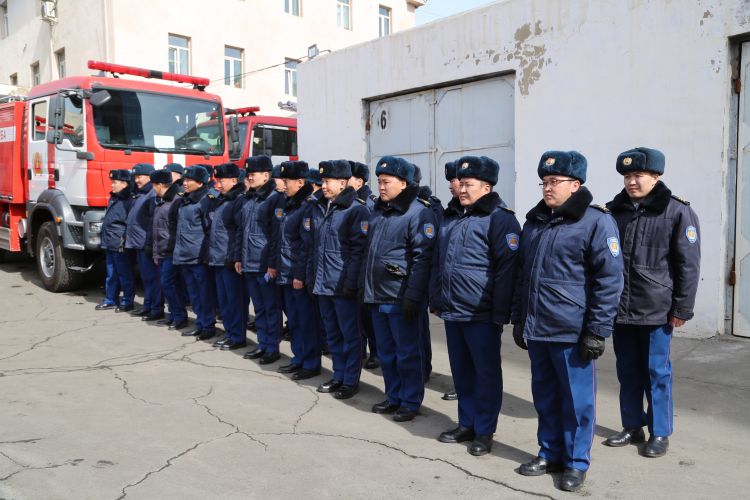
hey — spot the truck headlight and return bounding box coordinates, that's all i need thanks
[89,222,103,233]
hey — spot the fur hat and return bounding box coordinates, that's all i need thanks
[413,165,423,184]
[149,169,173,185]
[319,160,352,180]
[183,165,211,184]
[109,169,132,182]
[537,151,587,184]
[616,147,665,175]
[131,163,155,176]
[214,163,241,179]
[280,161,309,180]
[444,160,458,181]
[306,169,322,186]
[375,156,414,183]
[163,163,184,175]
[349,161,369,181]
[271,165,283,179]
[245,155,273,173]
[191,163,214,178]
[456,156,499,186]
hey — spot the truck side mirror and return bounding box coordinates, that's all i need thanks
[90,89,111,107]
[228,115,241,159]
[45,95,64,144]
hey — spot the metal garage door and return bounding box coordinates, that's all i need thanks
[366,76,515,207]
[733,42,750,337]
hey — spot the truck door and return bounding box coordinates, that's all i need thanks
[53,95,88,206]
[27,98,50,201]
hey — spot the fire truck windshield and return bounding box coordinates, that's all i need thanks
[92,89,224,155]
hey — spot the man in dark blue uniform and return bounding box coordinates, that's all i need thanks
[604,147,701,458]
[125,163,164,321]
[305,168,328,355]
[440,160,459,401]
[512,151,624,492]
[309,160,369,399]
[96,169,136,312]
[431,156,520,456]
[361,156,436,421]
[173,165,216,340]
[234,155,284,365]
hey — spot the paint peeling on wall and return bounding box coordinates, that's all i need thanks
[509,21,549,96]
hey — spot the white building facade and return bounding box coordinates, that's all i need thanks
[0,0,424,114]
[298,0,750,339]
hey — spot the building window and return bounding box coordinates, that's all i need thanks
[31,62,40,87]
[284,0,300,16]
[337,0,351,30]
[168,34,190,75]
[9,73,17,86]
[284,59,298,97]
[224,46,243,88]
[379,6,391,37]
[1,1,8,39]
[56,49,66,78]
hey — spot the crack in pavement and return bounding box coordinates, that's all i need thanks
[0,321,101,363]
[292,385,320,434]
[106,368,161,406]
[0,451,84,482]
[0,438,43,445]
[191,386,269,451]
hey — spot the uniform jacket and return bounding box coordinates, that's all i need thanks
[430,192,521,324]
[206,183,246,267]
[233,180,282,274]
[356,184,377,211]
[606,181,700,324]
[278,183,314,285]
[308,186,369,296]
[361,184,437,304]
[511,187,624,342]
[125,183,155,250]
[101,186,135,251]
[172,185,212,265]
[417,185,445,229]
[151,183,180,262]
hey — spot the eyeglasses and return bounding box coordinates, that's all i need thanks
[539,179,576,188]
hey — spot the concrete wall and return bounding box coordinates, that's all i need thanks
[298,0,750,338]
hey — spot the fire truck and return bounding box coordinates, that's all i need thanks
[224,106,297,166]
[0,61,238,292]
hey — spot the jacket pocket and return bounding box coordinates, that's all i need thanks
[323,250,345,292]
[536,280,585,336]
[451,264,492,316]
[629,265,673,318]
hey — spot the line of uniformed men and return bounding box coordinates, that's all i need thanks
[96,146,700,493]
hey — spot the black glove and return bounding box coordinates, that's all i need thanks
[144,245,153,258]
[402,299,419,322]
[341,287,357,300]
[512,323,527,350]
[306,283,316,298]
[579,331,605,361]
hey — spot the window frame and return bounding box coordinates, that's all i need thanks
[168,34,191,75]
[284,58,298,97]
[224,46,244,88]
[284,0,301,16]
[30,61,40,87]
[55,48,66,78]
[337,0,351,30]
[379,5,391,37]
[31,101,48,142]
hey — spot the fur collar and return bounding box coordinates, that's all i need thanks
[136,182,153,195]
[182,184,209,205]
[357,184,373,203]
[318,186,358,209]
[161,183,180,202]
[464,191,502,216]
[246,179,275,201]
[286,182,314,209]
[111,185,134,200]
[606,180,672,214]
[444,196,461,218]
[526,186,593,223]
[221,182,246,202]
[374,184,419,214]
[417,185,433,200]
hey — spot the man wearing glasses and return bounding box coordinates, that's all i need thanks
[511,151,623,492]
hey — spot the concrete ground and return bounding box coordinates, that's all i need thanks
[0,258,749,500]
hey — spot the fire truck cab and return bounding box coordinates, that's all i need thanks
[225,107,297,166]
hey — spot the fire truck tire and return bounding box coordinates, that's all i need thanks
[35,221,83,292]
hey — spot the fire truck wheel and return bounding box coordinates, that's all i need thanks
[35,221,83,292]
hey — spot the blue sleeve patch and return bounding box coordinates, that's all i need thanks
[303,217,311,232]
[506,233,519,251]
[685,226,698,244]
[423,223,435,239]
[361,221,369,235]
[607,237,620,257]
[274,208,285,220]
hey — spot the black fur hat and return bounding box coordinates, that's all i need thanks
[149,169,173,185]
[616,147,665,175]
[318,159,352,180]
[183,165,211,184]
[109,169,132,182]
[245,155,273,173]
[214,163,241,179]
[375,156,414,183]
[349,161,369,181]
[537,151,587,183]
[280,160,310,180]
[456,156,499,186]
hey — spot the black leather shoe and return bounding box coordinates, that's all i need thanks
[372,400,399,414]
[95,302,116,310]
[643,436,669,458]
[560,468,586,492]
[198,329,216,340]
[142,312,165,322]
[168,320,189,331]
[518,456,564,476]
[333,384,359,399]
[247,320,256,332]
[604,428,646,447]
[442,391,458,401]
[278,363,302,374]
[393,408,417,422]
[130,307,147,316]
[181,329,201,337]
[438,426,475,443]
[317,379,343,393]
[469,435,493,456]
[364,356,380,370]
[220,340,247,351]
[156,318,173,326]
[244,348,265,360]
[292,368,321,380]
[258,351,281,365]
[213,338,229,347]
[115,304,134,313]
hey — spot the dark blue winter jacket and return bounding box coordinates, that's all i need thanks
[151,183,180,262]
[356,184,377,211]
[207,183,245,267]
[511,187,624,342]
[125,183,155,250]
[277,183,315,285]
[233,180,282,274]
[172,185,212,265]
[101,186,135,251]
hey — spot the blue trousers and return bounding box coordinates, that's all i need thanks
[371,305,424,410]
[613,324,673,437]
[137,250,163,314]
[180,264,215,332]
[282,285,321,371]
[104,250,135,306]
[445,321,503,435]
[245,274,282,353]
[528,340,596,472]
[359,303,378,358]
[318,295,362,386]
[158,257,186,323]
[214,266,247,343]
[310,295,327,349]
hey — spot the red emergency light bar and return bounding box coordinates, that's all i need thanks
[225,106,260,116]
[87,60,210,90]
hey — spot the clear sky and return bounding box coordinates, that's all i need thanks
[415,0,499,25]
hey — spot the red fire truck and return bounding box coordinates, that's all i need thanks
[225,106,297,166]
[0,61,236,292]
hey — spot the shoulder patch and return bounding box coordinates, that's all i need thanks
[360,220,369,235]
[506,233,520,251]
[303,217,311,232]
[607,236,621,257]
[417,198,431,207]
[685,225,698,244]
[423,223,436,239]
[671,194,690,205]
[590,204,610,213]
[274,208,285,220]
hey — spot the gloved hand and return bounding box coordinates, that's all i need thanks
[512,323,527,350]
[341,287,357,300]
[144,245,153,258]
[402,299,419,322]
[579,331,605,361]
